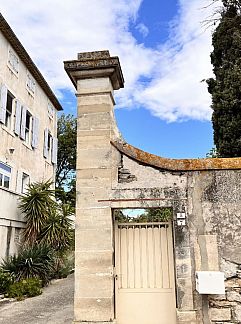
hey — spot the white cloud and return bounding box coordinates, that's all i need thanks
[0,0,218,121]
[136,23,149,37]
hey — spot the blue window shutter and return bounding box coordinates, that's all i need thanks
[14,100,22,135]
[0,84,7,123]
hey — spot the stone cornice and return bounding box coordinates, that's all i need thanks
[0,14,62,111]
[111,140,241,171]
[64,50,124,90]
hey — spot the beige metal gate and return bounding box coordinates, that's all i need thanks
[115,222,176,324]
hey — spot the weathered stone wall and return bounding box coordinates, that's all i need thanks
[112,154,241,323]
[65,50,241,324]
[188,170,241,323]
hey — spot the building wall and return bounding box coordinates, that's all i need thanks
[112,154,241,323]
[0,30,58,260]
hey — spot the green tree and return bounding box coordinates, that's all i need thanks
[18,180,56,244]
[207,1,241,157]
[39,204,74,252]
[56,114,77,207]
[19,180,74,250]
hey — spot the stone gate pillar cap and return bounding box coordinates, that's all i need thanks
[64,50,124,90]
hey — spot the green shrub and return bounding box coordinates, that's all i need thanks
[0,269,13,294]
[1,244,55,285]
[6,278,42,300]
[51,251,74,279]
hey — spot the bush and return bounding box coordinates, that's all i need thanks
[0,269,13,294]
[51,251,74,279]
[6,278,42,300]
[1,244,55,285]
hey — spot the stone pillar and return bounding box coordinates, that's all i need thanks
[64,51,124,323]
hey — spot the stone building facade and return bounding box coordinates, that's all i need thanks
[65,50,241,324]
[0,14,62,259]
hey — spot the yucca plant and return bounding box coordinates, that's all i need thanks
[1,244,55,285]
[18,180,57,244]
[39,204,74,252]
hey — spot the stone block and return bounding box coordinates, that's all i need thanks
[221,258,239,279]
[233,304,241,322]
[77,129,111,137]
[176,310,197,323]
[75,251,113,275]
[75,228,112,252]
[74,297,114,322]
[78,112,111,131]
[176,257,192,279]
[176,278,194,310]
[76,187,110,208]
[77,77,113,95]
[209,308,231,321]
[75,208,112,230]
[77,134,110,149]
[176,247,191,260]
[227,290,241,302]
[77,168,112,188]
[198,235,219,271]
[77,101,112,114]
[76,148,112,169]
[75,274,113,298]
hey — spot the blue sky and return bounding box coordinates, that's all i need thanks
[0,0,220,158]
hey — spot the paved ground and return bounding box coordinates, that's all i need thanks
[0,274,74,324]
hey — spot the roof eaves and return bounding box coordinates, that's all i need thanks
[0,13,62,111]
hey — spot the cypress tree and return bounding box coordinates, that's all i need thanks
[207,0,241,157]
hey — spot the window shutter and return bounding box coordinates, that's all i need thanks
[31,116,39,148]
[43,128,49,158]
[14,100,22,135]
[20,106,27,140]
[0,84,7,123]
[51,137,58,164]
[16,170,22,194]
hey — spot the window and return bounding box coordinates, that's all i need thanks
[5,91,14,129]
[19,107,32,144]
[43,128,58,164]
[21,173,30,194]
[25,111,32,144]
[47,132,52,151]
[0,85,15,130]
[0,162,11,189]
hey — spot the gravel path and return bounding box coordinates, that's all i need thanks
[0,274,74,324]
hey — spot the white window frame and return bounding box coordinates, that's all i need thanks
[21,172,30,194]
[5,91,14,130]
[43,128,58,164]
[0,162,11,190]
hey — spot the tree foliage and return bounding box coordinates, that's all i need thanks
[207,0,241,157]
[19,180,74,251]
[56,114,77,207]
[18,180,56,244]
[114,208,172,223]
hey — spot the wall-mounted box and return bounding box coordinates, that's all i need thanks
[195,271,225,294]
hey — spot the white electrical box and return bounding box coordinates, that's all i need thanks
[195,271,225,294]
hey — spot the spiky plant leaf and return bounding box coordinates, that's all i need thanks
[18,180,57,244]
